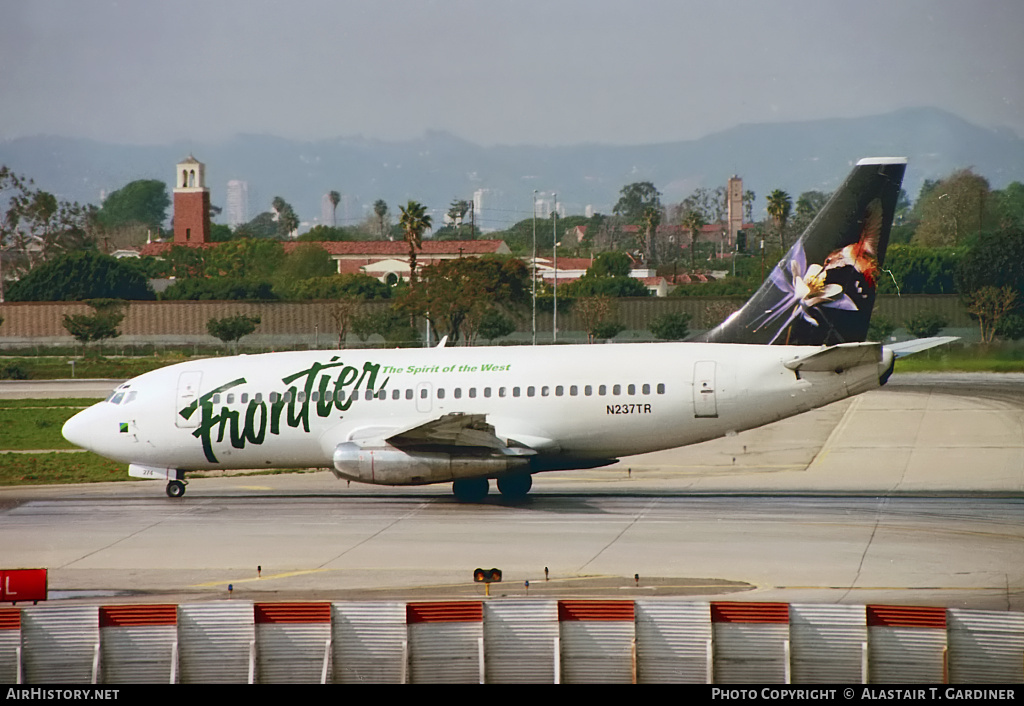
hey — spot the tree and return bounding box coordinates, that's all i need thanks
[477,308,516,343]
[573,296,623,343]
[328,190,341,227]
[913,169,991,247]
[400,257,528,345]
[298,225,350,242]
[161,278,276,301]
[234,212,278,239]
[956,225,1024,305]
[614,182,662,265]
[374,199,390,240]
[62,299,127,351]
[681,209,706,269]
[207,314,261,351]
[588,251,632,278]
[329,297,363,348]
[2,166,96,293]
[96,179,169,232]
[649,311,691,340]
[766,189,792,250]
[446,199,471,238]
[398,201,432,287]
[965,286,1018,344]
[877,245,959,294]
[272,197,299,239]
[205,238,283,280]
[6,250,154,301]
[273,243,336,297]
[562,252,649,298]
[287,273,391,301]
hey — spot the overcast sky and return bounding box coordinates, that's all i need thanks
[2,0,1022,147]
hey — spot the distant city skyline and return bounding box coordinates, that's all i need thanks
[2,1,1022,148]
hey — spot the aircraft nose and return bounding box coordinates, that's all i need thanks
[62,408,95,451]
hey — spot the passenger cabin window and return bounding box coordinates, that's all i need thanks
[569,385,577,396]
[642,384,650,395]
[513,387,520,398]
[406,389,413,400]
[555,386,564,396]
[438,388,446,399]
[527,386,535,397]
[469,388,477,399]
[392,389,401,400]
[585,385,593,396]
[627,384,635,395]
[598,385,607,396]
[657,383,666,394]
[541,386,549,397]
[454,388,462,399]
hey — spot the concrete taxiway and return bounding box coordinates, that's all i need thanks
[0,373,1021,610]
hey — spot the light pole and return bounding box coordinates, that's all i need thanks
[532,190,537,346]
[552,193,558,343]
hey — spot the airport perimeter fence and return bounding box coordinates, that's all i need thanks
[0,599,1021,684]
[0,295,974,350]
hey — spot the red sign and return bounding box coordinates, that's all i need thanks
[1,569,48,603]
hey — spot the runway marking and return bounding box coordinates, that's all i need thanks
[192,568,332,587]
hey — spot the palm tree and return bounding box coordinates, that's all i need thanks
[682,209,706,270]
[328,191,341,227]
[639,205,661,266]
[399,200,432,287]
[766,189,792,250]
[374,199,389,240]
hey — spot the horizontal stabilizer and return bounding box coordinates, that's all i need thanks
[886,336,959,358]
[784,342,882,372]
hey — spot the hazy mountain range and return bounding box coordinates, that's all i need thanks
[2,107,1022,233]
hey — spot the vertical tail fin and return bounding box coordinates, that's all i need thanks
[697,157,907,346]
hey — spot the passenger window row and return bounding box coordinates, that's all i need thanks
[208,383,667,405]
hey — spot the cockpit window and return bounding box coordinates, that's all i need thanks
[125,391,138,405]
[110,392,125,405]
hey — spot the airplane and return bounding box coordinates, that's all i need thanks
[62,157,954,501]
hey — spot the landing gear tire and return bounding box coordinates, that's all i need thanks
[452,477,489,502]
[166,480,186,498]
[497,474,533,501]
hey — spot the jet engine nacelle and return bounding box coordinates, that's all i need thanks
[331,441,531,485]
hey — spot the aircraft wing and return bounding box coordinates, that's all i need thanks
[386,412,536,455]
[885,336,959,358]
[783,342,882,372]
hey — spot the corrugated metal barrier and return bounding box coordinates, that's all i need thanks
[0,599,1020,683]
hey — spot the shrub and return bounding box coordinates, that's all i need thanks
[649,312,691,340]
[904,312,948,338]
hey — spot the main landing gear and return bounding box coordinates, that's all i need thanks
[166,479,187,498]
[452,474,533,503]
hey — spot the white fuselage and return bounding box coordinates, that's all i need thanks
[62,341,888,486]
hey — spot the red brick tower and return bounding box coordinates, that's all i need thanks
[173,155,211,245]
